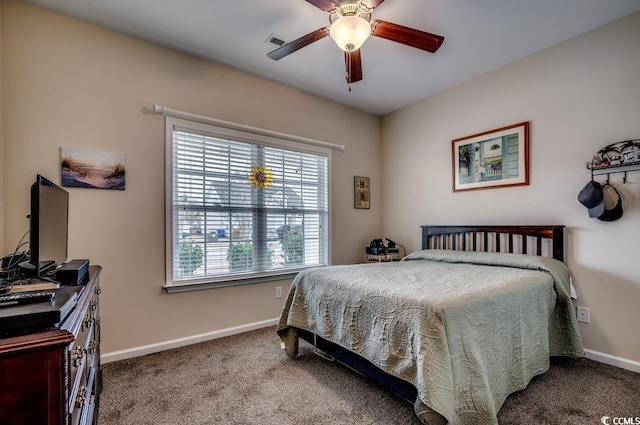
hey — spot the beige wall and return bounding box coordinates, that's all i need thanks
[1,0,380,353]
[381,12,640,362]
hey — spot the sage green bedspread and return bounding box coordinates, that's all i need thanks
[277,250,583,425]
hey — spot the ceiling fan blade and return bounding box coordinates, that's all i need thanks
[362,0,385,9]
[267,28,329,60]
[305,0,338,13]
[344,49,363,84]
[371,19,444,53]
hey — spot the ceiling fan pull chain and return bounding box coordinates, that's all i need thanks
[346,50,352,92]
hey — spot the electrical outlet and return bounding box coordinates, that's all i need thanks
[576,306,590,323]
[275,286,282,299]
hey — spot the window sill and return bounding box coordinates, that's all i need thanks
[163,271,302,293]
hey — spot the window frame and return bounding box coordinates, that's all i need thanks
[164,117,332,292]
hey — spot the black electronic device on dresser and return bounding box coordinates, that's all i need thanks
[18,175,69,280]
[56,259,90,285]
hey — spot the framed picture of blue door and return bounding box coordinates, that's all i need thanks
[452,122,529,192]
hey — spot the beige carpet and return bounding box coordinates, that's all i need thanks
[98,326,639,425]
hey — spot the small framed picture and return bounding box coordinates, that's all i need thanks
[61,147,126,190]
[354,176,370,209]
[452,122,529,192]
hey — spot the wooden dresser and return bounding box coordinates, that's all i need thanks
[0,266,102,425]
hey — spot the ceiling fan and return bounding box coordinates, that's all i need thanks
[267,0,444,89]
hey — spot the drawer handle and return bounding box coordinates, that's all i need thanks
[83,313,93,330]
[75,386,87,409]
[73,346,85,367]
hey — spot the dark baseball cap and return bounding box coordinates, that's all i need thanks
[578,180,604,218]
[597,183,623,222]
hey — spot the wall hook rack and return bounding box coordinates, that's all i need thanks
[586,139,640,183]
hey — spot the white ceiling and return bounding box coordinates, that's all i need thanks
[23,0,640,116]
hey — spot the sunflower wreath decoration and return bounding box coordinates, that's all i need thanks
[248,165,273,190]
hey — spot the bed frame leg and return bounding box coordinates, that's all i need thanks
[280,328,300,358]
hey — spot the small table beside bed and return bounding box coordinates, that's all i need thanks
[277,225,583,425]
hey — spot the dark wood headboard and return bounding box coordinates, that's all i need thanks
[421,225,565,262]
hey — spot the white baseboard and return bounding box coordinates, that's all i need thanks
[584,348,640,374]
[101,318,280,364]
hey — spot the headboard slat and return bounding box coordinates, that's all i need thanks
[536,238,542,256]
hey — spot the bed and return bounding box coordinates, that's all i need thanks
[276,225,583,425]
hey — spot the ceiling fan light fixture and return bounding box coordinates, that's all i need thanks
[330,15,371,52]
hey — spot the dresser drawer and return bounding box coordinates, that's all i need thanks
[70,365,96,425]
[70,329,92,403]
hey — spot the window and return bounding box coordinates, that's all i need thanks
[165,117,330,289]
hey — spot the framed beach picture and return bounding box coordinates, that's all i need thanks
[452,122,529,192]
[61,147,126,190]
[354,176,370,209]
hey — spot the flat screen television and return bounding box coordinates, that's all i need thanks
[20,175,69,279]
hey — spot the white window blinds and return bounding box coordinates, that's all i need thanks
[166,118,329,288]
